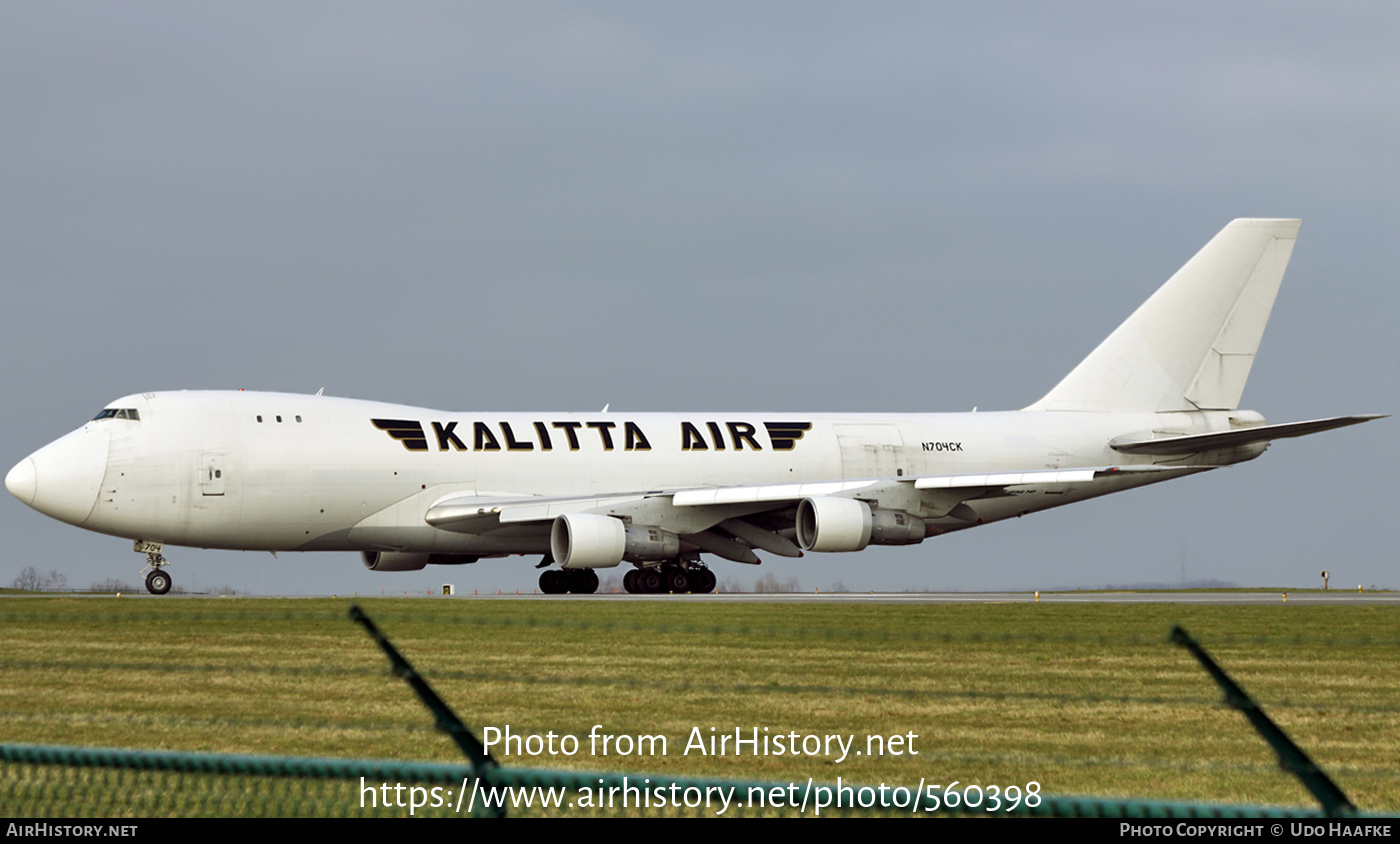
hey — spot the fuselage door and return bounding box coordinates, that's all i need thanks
[835,424,906,479]
[199,452,226,496]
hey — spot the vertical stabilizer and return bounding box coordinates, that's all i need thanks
[1026,218,1300,413]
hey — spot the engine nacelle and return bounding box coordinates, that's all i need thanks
[796,497,872,552]
[551,513,626,568]
[551,514,682,568]
[361,551,480,571]
[361,551,429,572]
[796,497,927,552]
[623,524,681,563]
[869,508,926,545]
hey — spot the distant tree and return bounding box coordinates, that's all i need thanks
[90,578,135,593]
[46,570,67,590]
[753,573,800,593]
[206,585,240,596]
[715,577,746,594]
[12,567,44,590]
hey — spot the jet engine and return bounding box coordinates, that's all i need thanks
[361,551,479,571]
[361,551,429,571]
[550,513,681,568]
[795,497,926,552]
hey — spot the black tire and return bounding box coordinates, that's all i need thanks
[623,569,639,593]
[567,568,599,594]
[639,569,664,593]
[539,569,567,594]
[691,568,717,594]
[666,568,691,593]
[145,570,172,595]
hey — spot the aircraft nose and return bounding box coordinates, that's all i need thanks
[6,458,36,505]
[12,426,110,526]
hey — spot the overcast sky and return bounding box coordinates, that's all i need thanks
[2,3,1395,595]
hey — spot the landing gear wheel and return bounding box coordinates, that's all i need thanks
[539,569,568,594]
[567,568,599,594]
[691,568,717,594]
[145,569,172,595]
[623,569,640,594]
[666,568,691,593]
[639,569,664,593]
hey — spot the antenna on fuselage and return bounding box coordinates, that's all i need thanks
[601,403,610,413]
[315,387,324,396]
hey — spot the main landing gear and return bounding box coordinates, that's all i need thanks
[623,563,716,594]
[536,562,718,594]
[538,567,599,595]
[136,540,173,595]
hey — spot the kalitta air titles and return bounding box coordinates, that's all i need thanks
[371,419,812,454]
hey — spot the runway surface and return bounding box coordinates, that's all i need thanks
[429,590,1400,605]
[7,590,1396,604]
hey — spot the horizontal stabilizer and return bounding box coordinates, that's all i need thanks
[1109,415,1385,455]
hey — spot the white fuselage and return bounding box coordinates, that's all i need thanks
[10,390,1251,558]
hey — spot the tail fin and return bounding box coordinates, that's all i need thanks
[1027,218,1300,413]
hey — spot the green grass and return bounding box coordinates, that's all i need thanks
[1,597,1396,815]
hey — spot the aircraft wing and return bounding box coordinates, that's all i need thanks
[422,464,1194,543]
[667,465,1183,504]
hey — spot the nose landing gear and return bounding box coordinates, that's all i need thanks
[135,540,173,595]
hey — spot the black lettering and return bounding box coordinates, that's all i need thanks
[534,422,553,451]
[922,441,965,452]
[500,422,534,451]
[473,422,501,451]
[624,421,651,451]
[727,421,761,451]
[552,421,582,450]
[707,422,726,451]
[432,421,467,451]
[587,421,617,450]
[681,421,708,451]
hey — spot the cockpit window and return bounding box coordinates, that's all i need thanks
[92,408,139,421]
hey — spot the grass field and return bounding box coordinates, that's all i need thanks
[1,596,1396,816]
